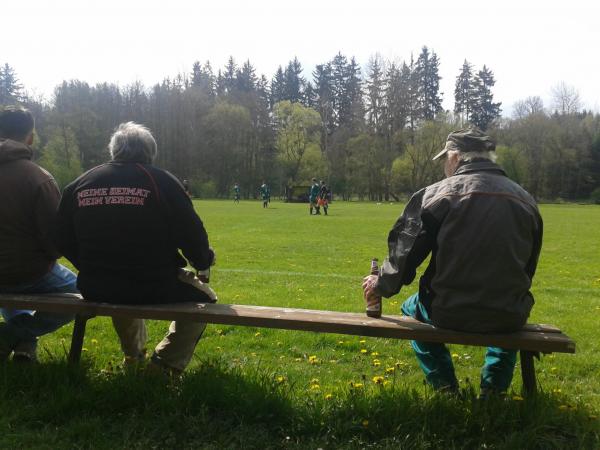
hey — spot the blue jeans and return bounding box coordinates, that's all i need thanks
[0,263,78,346]
[401,293,517,392]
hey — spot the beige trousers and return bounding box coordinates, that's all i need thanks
[111,269,213,372]
[112,317,206,372]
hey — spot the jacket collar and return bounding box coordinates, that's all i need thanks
[453,160,506,177]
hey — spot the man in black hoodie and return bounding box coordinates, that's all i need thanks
[56,122,216,374]
[0,106,77,362]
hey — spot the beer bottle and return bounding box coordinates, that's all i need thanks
[366,258,382,318]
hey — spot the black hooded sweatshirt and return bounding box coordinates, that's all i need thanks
[56,160,213,304]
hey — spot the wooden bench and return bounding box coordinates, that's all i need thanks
[0,293,575,394]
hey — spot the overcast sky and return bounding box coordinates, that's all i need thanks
[3,0,599,115]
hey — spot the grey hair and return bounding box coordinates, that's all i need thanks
[448,149,497,163]
[108,122,157,163]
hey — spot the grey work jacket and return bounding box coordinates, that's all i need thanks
[376,161,543,333]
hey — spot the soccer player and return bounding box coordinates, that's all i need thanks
[309,178,320,215]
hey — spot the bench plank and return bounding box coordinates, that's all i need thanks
[0,294,575,354]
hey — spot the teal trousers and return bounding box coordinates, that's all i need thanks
[401,293,517,392]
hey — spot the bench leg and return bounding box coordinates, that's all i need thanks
[68,315,89,363]
[520,350,539,395]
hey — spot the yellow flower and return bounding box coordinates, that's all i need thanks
[362,419,369,427]
[372,376,384,384]
[337,341,345,345]
[216,329,224,335]
[552,388,562,394]
[82,348,88,352]
[310,378,320,384]
[91,339,98,345]
[386,367,395,374]
[354,383,364,389]
[276,376,286,383]
[451,353,459,358]
[254,332,261,337]
[371,352,379,356]
[512,395,524,401]
[310,384,321,390]
[550,367,558,373]
[360,349,368,354]
[372,360,381,367]
[359,339,366,344]
[324,394,333,400]
[308,355,318,364]
[294,357,302,362]
[383,380,391,386]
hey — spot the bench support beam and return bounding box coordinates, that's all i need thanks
[520,350,539,395]
[68,315,90,363]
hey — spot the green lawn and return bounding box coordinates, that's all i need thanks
[1,200,599,449]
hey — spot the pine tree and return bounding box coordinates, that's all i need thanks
[454,59,477,125]
[344,56,365,132]
[366,55,385,134]
[191,60,215,97]
[283,57,305,103]
[415,47,443,120]
[470,65,501,130]
[270,66,286,107]
[303,81,316,108]
[0,63,24,104]
[223,56,237,94]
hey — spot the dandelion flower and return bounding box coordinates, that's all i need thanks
[310,384,321,390]
[371,352,379,356]
[386,367,395,374]
[359,339,366,344]
[310,378,320,384]
[360,349,368,354]
[512,395,524,401]
[451,353,459,358]
[354,383,364,389]
[372,376,384,384]
[82,348,88,352]
[325,394,333,400]
[295,357,302,362]
[308,355,318,364]
[550,367,558,373]
[91,339,98,345]
[383,380,391,386]
[254,332,261,337]
[276,376,286,383]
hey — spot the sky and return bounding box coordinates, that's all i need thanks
[2,0,599,115]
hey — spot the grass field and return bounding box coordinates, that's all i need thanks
[1,200,600,449]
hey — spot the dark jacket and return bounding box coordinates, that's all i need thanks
[376,161,543,333]
[56,161,214,304]
[0,139,60,286]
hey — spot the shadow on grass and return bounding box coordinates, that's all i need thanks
[0,360,598,449]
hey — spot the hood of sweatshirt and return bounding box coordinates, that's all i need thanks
[0,138,33,164]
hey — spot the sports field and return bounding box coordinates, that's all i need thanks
[1,200,599,448]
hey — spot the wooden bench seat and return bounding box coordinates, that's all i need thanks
[0,293,576,394]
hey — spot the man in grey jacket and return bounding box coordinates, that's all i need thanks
[362,128,543,396]
[0,106,77,362]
